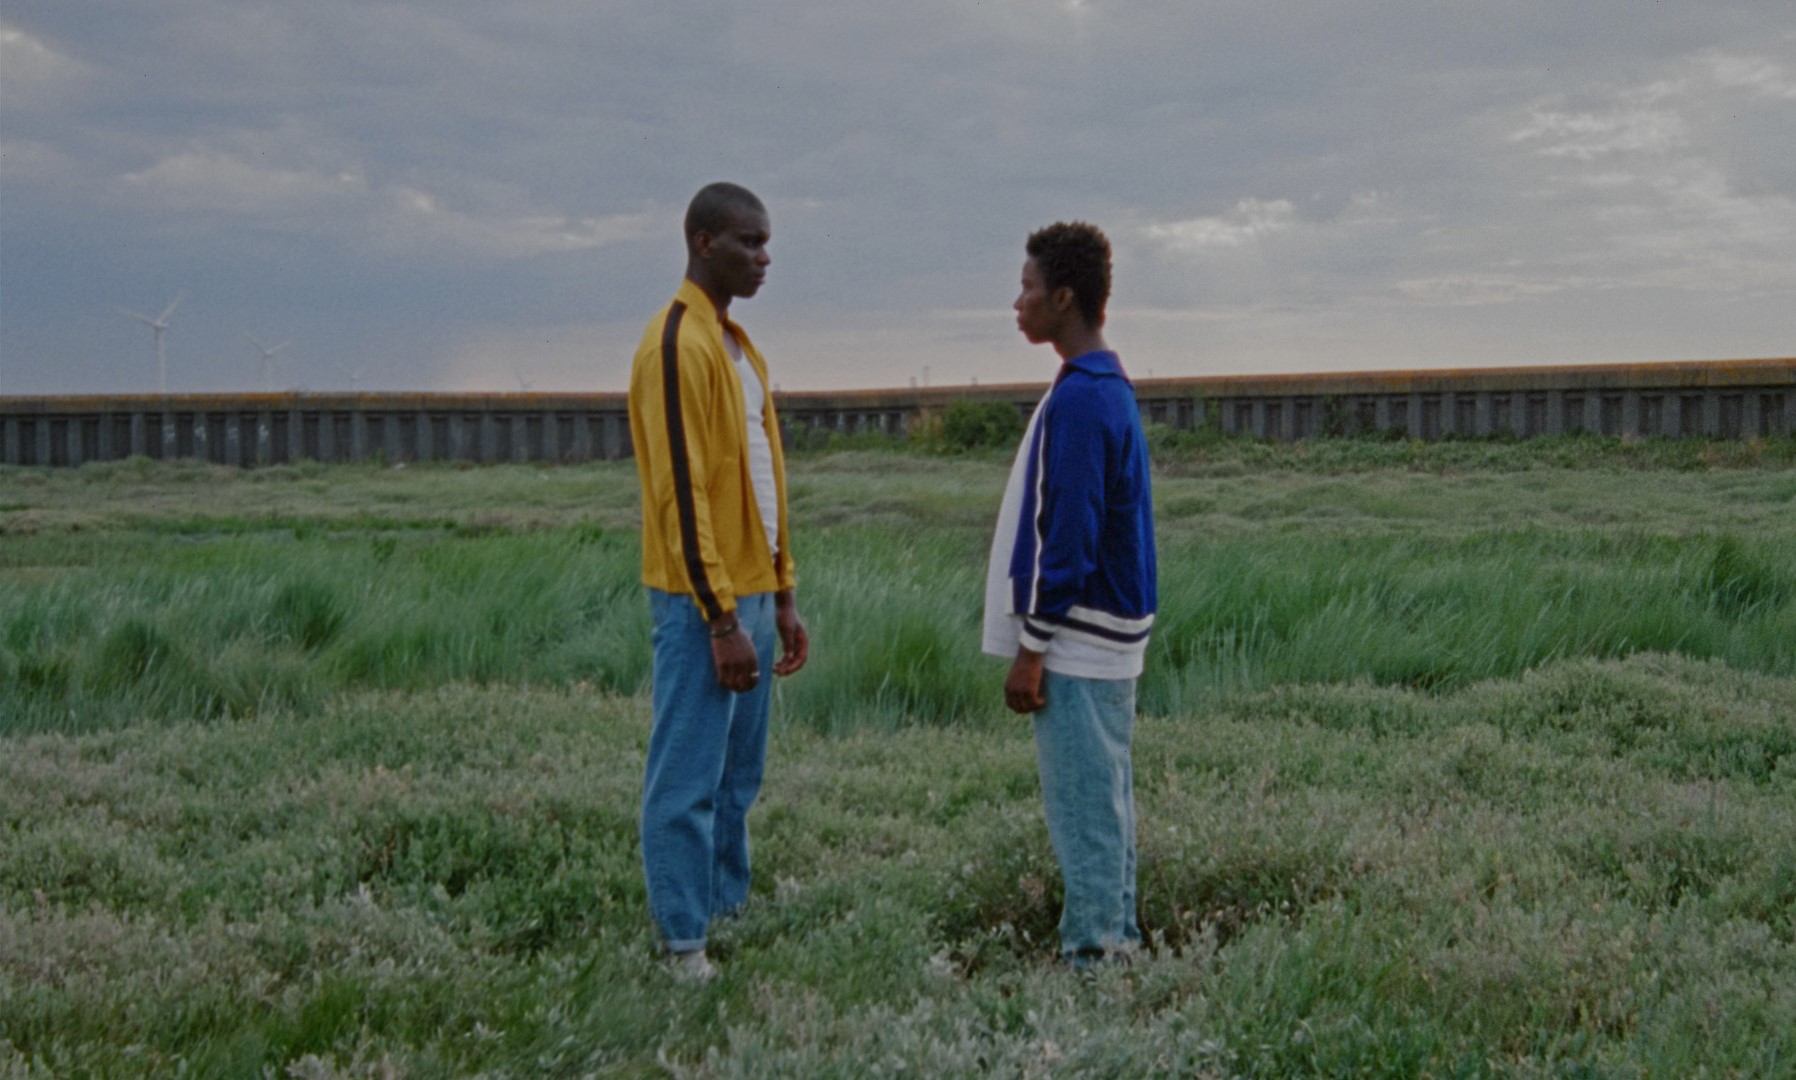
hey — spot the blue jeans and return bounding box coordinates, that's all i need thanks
[1033,670,1140,963]
[640,589,777,952]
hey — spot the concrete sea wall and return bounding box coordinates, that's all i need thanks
[4,358,1791,467]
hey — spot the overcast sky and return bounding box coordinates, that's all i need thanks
[2,2,1791,396]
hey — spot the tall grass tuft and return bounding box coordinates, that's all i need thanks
[5,451,1795,735]
[1,526,648,732]
[1702,534,1790,615]
[269,579,347,651]
[1139,529,1796,717]
[777,527,996,733]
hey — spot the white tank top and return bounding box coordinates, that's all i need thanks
[725,329,780,558]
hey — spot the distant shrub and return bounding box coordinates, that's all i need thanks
[920,400,1024,453]
[1143,421,1233,458]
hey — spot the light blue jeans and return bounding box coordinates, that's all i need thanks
[640,588,777,953]
[1033,669,1141,963]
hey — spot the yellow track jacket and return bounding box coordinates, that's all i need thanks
[629,280,796,621]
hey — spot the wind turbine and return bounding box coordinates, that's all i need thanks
[120,292,185,394]
[245,333,292,391]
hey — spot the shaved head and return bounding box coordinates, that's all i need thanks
[685,182,766,251]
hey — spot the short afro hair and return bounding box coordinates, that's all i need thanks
[685,182,766,247]
[1025,221,1111,328]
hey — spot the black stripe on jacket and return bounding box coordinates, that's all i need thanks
[1024,613,1153,646]
[659,302,723,621]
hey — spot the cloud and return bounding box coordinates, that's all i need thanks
[1144,199,1299,253]
[1499,47,1796,296]
[1511,108,1686,159]
[1396,275,1572,306]
[1512,48,1796,164]
[1608,162,1796,291]
[367,188,653,260]
[108,148,650,261]
[1,3,1791,395]
[117,152,366,214]
[1706,52,1796,99]
[0,20,90,100]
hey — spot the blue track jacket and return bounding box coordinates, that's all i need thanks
[1007,350,1157,656]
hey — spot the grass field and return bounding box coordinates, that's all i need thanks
[3,434,1795,1076]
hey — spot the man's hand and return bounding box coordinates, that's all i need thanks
[1005,648,1047,714]
[709,613,760,693]
[773,588,808,676]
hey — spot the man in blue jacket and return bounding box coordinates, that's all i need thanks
[983,221,1157,967]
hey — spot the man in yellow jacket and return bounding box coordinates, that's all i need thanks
[628,182,809,981]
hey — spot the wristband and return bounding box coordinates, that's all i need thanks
[709,618,740,639]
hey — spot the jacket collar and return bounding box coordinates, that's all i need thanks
[674,279,743,337]
[673,277,766,379]
[1060,349,1128,381]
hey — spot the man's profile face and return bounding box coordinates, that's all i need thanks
[699,205,772,300]
[1014,256,1063,346]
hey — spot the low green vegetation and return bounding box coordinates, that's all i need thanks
[5,438,1794,734]
[3,435,1795,1076]
[926,399,1028,452]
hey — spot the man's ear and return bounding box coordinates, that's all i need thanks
[1051,285,1077,313]
[691,231,715,259]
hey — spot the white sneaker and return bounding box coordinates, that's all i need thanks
[669,949,717,982]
